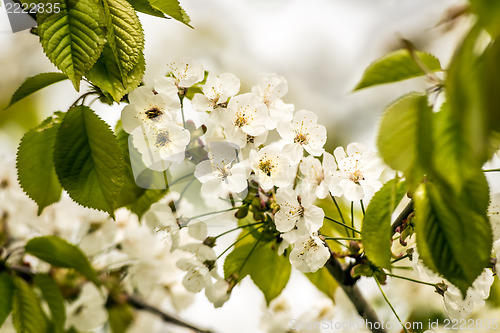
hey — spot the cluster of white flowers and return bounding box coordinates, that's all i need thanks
[123,57,385,280]
[411,248,495,321]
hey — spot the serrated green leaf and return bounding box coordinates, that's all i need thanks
[0,272,14,327]
[37,0,107,90]
[34,274,66,333]
[415,182,492,296]
[377,93,433,191]
[108,304,134,333]
[304,267,338,301]
[25,236,100,286]
[354,49,441,90]
[86,0,145,101]
[147,0,191,27]
[126,0,164,17]
[17,114,65,215]
[361,178,406,269]
[6,73,68,109]
[54,106,125,215]
[12,276,47,333]
[86,46,145,102]
[224,235,290,304]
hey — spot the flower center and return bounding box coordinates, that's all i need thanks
[155,132,171,147]
[145,107,163,120]
[258,159,275,177]
[349,169,364,182]
[217,165,232,180]
[246,135,255,144]
[0,179,8,189]
[234,113,248,127]
[294,132,309,145]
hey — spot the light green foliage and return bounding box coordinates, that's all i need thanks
[305,267,338,302]
[147,0,191,27]
[108,304,134,333]
[12,277,47,333]
[126,0,164,17]
[34,274,66,333]
[54,106,125,215]
[25,236,100,285]
[86,0,145,101]
[469,0,500,38]
[6,73,68,109]
[377,93,433,191]
[0,272,14,327]
[354,49,441,90]
[415,182,492,297]
[37,0,107,90]
[17,114,64,214]
[224,234,291,304]
[361,178,406,269]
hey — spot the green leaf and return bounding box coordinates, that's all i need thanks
[361,178,406,269]
[354,49,441,90]
[12,276,47,333]
[224,235,291,304]
[34,274,66,333]
[37,0,107,90]
[147,0,191,27]
[126,0,165,17]
[86,46,145,102]
[108,304,134,333]
[17,113,65,215]
[0,272,14,327]
[304,267,338,301]
[377,93,433,191]
[414,182,492,296]
[469,0,500,38]
[86,0,145,101]
[25,236,100,286]
[54,106,126,215]
[6,73,68,109]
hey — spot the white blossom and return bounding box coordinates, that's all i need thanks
[121,86,179,133]
[278,110,326,163]
[488,193,500,242]
[194,142,249,198]
[176,257,212,293]
[65,283,108,332]
[289,235,330,273]
[443,270,494,320]
[166,56,204,88]
[131,122,190,171]
[252,73,294,125]
[221,93,273,148]
[249,146,294,191]
[330,143,384,201]
[299,153,335,199]
[205,278,230,308]
[274,187,324,235]
[192,72,240,112]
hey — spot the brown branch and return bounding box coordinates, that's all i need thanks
[390,200,414,234]
[324,249,387,333]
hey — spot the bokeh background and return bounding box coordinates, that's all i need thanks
[4,0,500,332]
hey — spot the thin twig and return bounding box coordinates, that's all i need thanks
[391,200,413,234]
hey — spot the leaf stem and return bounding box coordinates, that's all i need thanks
[360,200,365,216]
[385,272,436,287]
[324,216,361,235]
[238,231,265,273]
[391,254,410,264]
[483,168,500,172]
[185,206,242,223]
[217,226,264,260]
[374,275,409,333]
[330,194,350,237]
[323,237,362,242]
[179,94,186,128]
[214,222,266,240]
[351,201,355,233]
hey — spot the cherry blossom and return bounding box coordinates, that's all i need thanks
[249,146,295,191]
[192,72,240,112]
[252,73,294,125]
[166,56,204,88]
[299,153,335,199]
[289,234,330,273]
